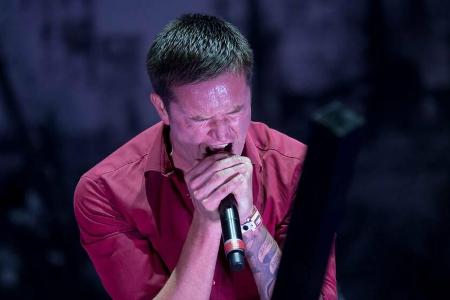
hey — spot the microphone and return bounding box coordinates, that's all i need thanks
[219,194,245,271]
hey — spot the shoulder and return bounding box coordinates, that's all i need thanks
[82,122,163,180]
[248,121,307,162]
[73,123,164,242]
[249,122,307,212]
[74,122,163,219]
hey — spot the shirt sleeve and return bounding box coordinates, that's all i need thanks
[273,155,304,249]
[74,176,168,300]
[320,237,338,300]
[273,208,292,249]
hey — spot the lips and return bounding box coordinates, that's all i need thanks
[205,143,233,156]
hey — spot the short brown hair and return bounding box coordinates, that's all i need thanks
[146,14,254,106]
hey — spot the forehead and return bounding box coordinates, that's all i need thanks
[170,72,250,114]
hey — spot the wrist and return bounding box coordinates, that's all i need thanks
[191,212,222,237]
[240,206,262,235]
[240,203,256,222]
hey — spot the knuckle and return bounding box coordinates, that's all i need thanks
[204,198,218,211]
[239,164,247,172]
[212,172,222,182]
[219,185,230,195]
[222,168,232,177]
[193,189,202,199]
[202,199,212,210]
[242,156,251,164]
[237,173,245,182]
[227,176,241,189]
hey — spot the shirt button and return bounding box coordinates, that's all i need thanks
[186,193,190,198]
[212,280,216,286]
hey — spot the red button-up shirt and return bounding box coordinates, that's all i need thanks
[74,121,337,299]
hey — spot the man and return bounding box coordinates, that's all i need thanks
[74,14,336,300]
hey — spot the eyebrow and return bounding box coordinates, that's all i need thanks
[190,105,244,120]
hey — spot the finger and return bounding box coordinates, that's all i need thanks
[185,152,230,181]
[199,173,245,211]
[193,163,249,199]
[190,155,252,190]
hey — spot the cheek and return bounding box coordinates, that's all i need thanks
[173,120,208,143]
[236,114,251,135]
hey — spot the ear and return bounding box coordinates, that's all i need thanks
[150,93,170,125]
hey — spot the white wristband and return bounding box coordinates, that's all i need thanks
[241,207,262,233]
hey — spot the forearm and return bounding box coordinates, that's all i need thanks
[243,224,281,300]
[154,215,222,300]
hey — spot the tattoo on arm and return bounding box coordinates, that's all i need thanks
[243,226,281,300]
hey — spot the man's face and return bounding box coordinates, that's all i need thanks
[166,72,251,172]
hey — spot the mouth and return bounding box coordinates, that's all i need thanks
[205,143,233,156]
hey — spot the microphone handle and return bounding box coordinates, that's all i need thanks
[219,194,245,272]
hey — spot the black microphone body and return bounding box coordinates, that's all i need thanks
[219,194,245,271]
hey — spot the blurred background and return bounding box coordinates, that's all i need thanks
[0,0,449,299]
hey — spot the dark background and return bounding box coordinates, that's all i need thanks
[1,0,449,299]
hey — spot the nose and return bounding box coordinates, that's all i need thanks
[207,118,232,142]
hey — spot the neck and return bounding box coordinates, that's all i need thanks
[168,131,193,173]
[171,149,192,173]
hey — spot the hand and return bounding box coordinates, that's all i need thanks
[184,153,254,225]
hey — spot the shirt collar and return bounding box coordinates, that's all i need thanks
[144,122,176,176]
[243,129,263,172]
[145,122,263,175]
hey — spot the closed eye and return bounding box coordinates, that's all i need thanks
[228,105,243,115]
[191,116,210,122]
[191,105,243,121]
